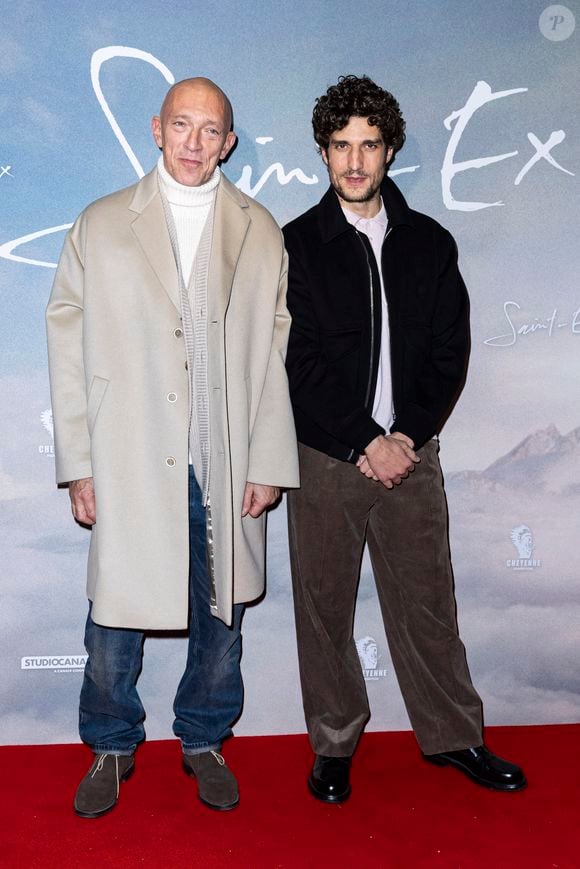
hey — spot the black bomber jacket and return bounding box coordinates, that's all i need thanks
[283,176,470,462]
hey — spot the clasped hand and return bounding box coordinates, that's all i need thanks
[356,432,420,489]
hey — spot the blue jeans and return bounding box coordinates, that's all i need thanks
[79,467,244,755]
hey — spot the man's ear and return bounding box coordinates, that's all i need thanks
[386,146,394,166]
[151,116,163,150]
[220,130,237,161]
[321,148,329,166]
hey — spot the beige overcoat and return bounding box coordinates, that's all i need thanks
[46,169,299,630]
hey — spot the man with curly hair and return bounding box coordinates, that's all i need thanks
[283,75,525,802]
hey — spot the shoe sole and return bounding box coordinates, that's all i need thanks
[307,777,351,803]
[74,761,135,819]
[423,754,527,791]
[182,761,239,811]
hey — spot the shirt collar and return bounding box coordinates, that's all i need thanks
[341,199,388,233]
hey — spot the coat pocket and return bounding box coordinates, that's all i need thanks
[87,376,109,434]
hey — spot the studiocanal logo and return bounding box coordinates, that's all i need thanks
[355,636,387,681]
[39,408,54,457]
[506,525,542,571]
[21,655,87,673]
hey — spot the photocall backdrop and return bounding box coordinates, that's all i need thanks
[1,1,578,746]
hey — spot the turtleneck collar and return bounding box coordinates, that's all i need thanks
[157,156,221,207]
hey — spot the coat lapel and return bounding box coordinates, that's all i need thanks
[129,169,180,312]
[208,175,250,322]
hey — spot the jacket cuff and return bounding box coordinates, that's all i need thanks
[55,459,93,486]
[390,404,437,451]
[344,412,386,454]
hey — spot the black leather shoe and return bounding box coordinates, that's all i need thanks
[308,755,351,803]
[423,745,526,791]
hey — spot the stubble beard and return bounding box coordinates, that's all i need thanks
[332,173,382,204]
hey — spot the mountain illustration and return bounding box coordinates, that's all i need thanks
[447,425,580,495]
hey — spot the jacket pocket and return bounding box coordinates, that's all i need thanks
[87,376,109,434]
[320,324,362,362]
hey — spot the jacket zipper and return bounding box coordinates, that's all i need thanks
[352,226,394,462]
[354,230,375,410]
[356,225,393,403]
[345,230,375,463]
[382,226,394,428]
[347,226,394,461]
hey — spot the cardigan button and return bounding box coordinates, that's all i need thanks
[173,328,183,338]
[165,456,176,467]
[167,392,177,403]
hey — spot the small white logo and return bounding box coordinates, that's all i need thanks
[21,655,87,673]
[355,636,387,681]
[39,407,54,456]
[539,5,575,41]
[506,525,542,570]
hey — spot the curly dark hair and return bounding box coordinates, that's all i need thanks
[312,75,405,155]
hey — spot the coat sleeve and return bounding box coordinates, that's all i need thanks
[284,231,385,454]
[392,229,470,448]
[246,249,300,488]
[45,217,93,485]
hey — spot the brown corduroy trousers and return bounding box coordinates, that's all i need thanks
[287,441,483,757]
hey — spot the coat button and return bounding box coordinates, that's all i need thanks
[173,328,183,338]
[167,392,177,402]
[166,456,176,467]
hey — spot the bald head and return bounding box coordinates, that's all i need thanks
[152,77,236,187]
[160,78,233,132]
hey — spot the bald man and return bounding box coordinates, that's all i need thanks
[46,78,298,817]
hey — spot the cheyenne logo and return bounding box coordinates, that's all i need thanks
[506,525,542,570]
[355,636,387,681]
[39,408,55,456]
[21,655,87,671]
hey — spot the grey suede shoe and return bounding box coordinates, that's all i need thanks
[182,750,239,810]
[74,753,135,818]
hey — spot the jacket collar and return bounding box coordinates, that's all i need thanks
[208,174,250,324]
[130,169,179,310]
[317,174,414,243]
[128,167,250,315]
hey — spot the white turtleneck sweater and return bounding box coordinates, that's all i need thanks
[157,156,220,284]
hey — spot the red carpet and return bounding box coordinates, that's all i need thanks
[1,725,578,868]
